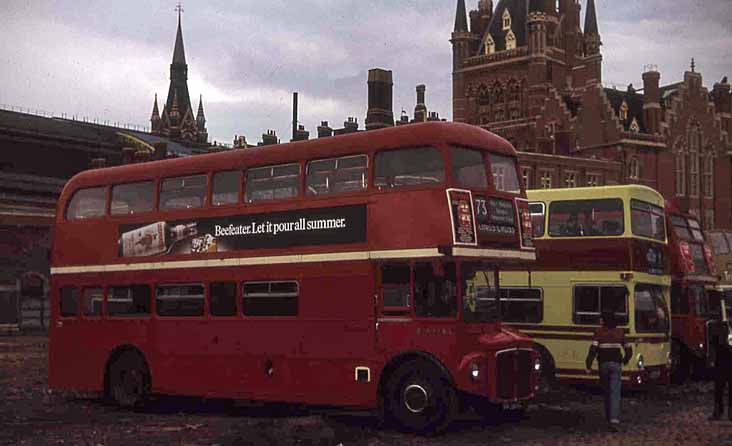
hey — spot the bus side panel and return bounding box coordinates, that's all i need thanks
[297,268,379,407]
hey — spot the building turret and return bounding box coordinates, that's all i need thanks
[584,0,602,81]
[712,77,732,134]
[451,0,479,123]
[642,68,662,134]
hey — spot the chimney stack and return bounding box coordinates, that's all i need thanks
[642,68,662,134]
[317,121,333,138]
[365,68,394,131]
[292,92,299,141]
[414,84,428,122]
[261,130,279,146]
[292,124,310,141]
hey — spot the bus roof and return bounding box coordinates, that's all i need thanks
[62,122,516,192]
[527,185,665,208]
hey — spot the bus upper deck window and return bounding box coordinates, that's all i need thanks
[66,186,106,220]
[306,155,367,196]
[246,163,300,202]
[160,174,207,210]
[489,154,520,193]
[374,147,444,189]
[212,171,240,206]
[111,181,154,215]
[451,147,488,189]
[630,199,666,241]
[548,199,624,237]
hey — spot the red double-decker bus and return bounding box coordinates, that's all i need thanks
[666,202,719,382]
[48,122,539,433]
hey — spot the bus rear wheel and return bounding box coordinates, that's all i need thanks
[383,361,456,434]
[108,352,150,409]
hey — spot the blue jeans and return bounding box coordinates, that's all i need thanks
[599,361,622,422]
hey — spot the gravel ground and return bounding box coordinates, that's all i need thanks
[1,336,731,446]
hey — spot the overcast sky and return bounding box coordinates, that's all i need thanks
[1,1,731,146]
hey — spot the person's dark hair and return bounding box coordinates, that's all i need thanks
[602,310,617,328]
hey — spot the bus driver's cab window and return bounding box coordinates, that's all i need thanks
[414,262,457,318]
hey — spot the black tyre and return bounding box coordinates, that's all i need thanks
[108,351,150,409]
[535,345,555,388]
[382,360,457,434]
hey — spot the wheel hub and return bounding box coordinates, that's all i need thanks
[404,384,429,413]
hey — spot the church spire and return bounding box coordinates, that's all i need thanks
[196,94,206,129]
[151,93,160,120]
[172,3,186,65]
[584,0,599,36]
[454,0,468,32]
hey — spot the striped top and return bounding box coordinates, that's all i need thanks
[586,326,632,367]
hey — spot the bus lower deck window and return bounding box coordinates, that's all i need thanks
[59,287,79,317]
[108,285,151,317]
[156,284,205,317]
[243,281,298,317]
[82,287,103,317]
[573,285,628,325]
[381,263,410,309]
[414,262,457,318]
[210,282,237,316]
[500,288,543,323]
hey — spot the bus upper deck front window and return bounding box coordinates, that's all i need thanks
[374,147,444,188]
[489,154,520,194]
[631,200,666,241]
[461,262,499,323]
[451,147,488,189]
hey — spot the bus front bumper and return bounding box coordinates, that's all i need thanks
[625,365,669,387]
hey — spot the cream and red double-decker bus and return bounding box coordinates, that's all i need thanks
[500,185,671,387]
[48,122,540,433]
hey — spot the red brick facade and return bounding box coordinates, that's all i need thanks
[451,0,732,229]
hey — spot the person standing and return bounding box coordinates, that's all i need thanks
[586,311,632,431]
[708,316,732,421]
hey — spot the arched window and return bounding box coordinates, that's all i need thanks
[688,124,701,197]
[503,9,512,31]
[506,30,517,51]
[674,148,686,197]
[485,36,495,55]
[628,157,641,180]
[619,100,629,121]
[703,147,714,198]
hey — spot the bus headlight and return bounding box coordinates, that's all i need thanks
[637,354,645,370]
[533,358,541,372]
[470,362,480,381]
[667,352,672,368]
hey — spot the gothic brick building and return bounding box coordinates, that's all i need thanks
[451,0,732,230]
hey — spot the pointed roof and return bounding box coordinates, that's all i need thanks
[454,0,469,32]
[196,95,205,122]
[151,94,160,119]
[172,10,187,65]
[584,0,599,35]
[479,0,528,54]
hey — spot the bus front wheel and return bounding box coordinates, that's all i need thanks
[383,360,457,434]
[108,351,150,408]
